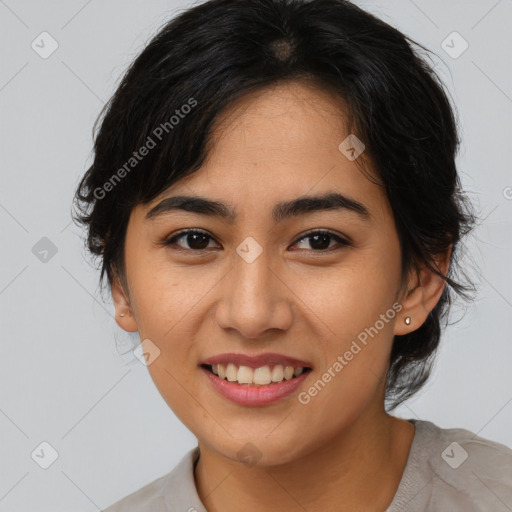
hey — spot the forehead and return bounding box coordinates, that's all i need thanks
[138,81,390,224]
[204,80,350,164]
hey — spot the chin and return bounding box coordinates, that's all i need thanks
[200,427,317,468]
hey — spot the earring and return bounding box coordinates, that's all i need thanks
[120,313,125,317]
[404,316,411,325]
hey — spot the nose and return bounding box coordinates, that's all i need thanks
[214,250,293,340]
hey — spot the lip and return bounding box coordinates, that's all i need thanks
[200,366,311,406]
[201,352,313,369]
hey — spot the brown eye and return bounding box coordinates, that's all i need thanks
[162,229,351,253]
[292,231,351,252]
[164,229,217,251]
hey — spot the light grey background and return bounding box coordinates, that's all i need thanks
[0,0,511,510]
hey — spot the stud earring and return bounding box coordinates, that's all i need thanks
[120,313,125,317]
[404,316,411,325]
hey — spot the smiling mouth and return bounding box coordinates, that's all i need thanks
[200,363,313,386]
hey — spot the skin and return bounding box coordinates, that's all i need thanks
[112,81,449,511]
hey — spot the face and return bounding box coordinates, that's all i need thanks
[114,81,410,466]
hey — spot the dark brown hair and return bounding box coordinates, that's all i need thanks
[72,0,475,410]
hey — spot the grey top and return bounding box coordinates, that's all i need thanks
[103,419,512,511]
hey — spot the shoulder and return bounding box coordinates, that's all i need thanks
[410,420,512,510]
[421,420,512,476]
[102,447,203,512]
[101,469,172,511]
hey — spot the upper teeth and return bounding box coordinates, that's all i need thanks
[211,363,305,386]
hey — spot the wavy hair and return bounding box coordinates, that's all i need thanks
[72,0,476,410]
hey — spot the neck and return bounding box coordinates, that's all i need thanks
[194,407,415,512]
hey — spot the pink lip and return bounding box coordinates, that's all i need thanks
[200,366,311,406]
[201,352,312,369]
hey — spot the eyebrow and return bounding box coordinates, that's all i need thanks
[145,192,371,223]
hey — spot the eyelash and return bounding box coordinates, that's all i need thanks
[161,229,351,253]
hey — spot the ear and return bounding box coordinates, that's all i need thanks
[111,271,139,332]
[394,247,451,336]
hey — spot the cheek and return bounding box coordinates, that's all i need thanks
[127,264,232,410]
[294,248,401,401]
[291,246,401,339]
[128,255,223,336]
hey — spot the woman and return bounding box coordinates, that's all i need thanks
[73,0,512,510]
